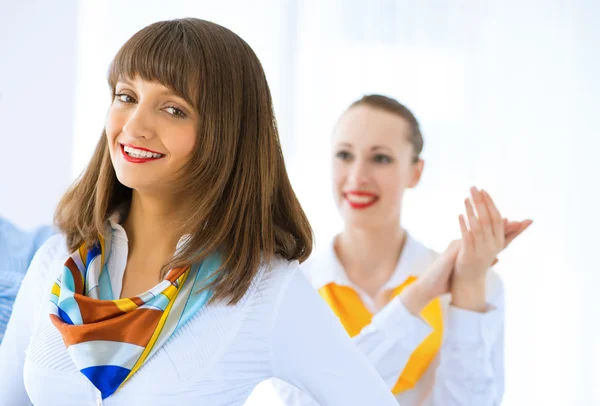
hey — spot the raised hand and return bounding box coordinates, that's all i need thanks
[451,187,531,311]
[401,188,532,315]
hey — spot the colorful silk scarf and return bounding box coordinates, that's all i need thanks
[49,231,218,399]
[318,276,443,394]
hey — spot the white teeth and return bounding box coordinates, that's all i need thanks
[346,194,376,203]
[123,145,162,159]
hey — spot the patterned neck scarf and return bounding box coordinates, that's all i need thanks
[49,229,218,399]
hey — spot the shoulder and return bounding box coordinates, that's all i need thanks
[254,257,342,341]
[223,256,313,346]
[26,234,70,293]
[244,255,322,320]
[32,233,69,266]
[31,225,58,251]
[249,256,305,304]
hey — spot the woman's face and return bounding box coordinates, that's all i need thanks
[332,105,423,229]
[105,75,198,195]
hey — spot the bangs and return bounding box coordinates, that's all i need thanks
[107,20,200,107]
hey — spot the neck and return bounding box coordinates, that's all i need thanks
[122,190,184,256]
[335,220,407,297]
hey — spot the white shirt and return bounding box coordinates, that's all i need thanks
[264,233,505,405]
[0,224,399,406]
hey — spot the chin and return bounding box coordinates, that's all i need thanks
[341,212,381,230]
[113,171,146,190]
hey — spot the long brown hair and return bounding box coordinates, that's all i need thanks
[349,94,424,163]
[55,18,313,304]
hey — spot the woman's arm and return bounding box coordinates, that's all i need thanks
[0,235,65,406]
[427,272,505,405]
[271,268,398,406]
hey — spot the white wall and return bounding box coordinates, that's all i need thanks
[0,0,78,229]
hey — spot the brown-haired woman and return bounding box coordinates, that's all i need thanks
[0,21,399,406]
[271,95,532,405]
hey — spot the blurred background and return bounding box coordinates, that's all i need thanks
[1,0,598,404]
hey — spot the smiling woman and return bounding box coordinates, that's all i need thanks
[0,19,399,406]
[270,94,531,406]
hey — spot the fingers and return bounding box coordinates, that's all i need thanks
[435,240,460,276]
[471,187,492,243]
[446,239,462,253]
[449,240,461,261]
[481,189,504,246]
[504,220,533,247]
[461,188,531,257]
[464,197,481,245]
[459,214,473,249]
[504,220,522,235]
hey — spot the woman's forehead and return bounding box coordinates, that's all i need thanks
[333,106,411,149]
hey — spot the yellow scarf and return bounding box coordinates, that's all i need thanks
[318,276,443,394]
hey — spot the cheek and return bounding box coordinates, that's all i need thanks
[378,169,405,202]
[165,126,197,160]
[104,107,123,144]
[331,162,347,193]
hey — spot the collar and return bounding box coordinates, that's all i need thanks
[306,232,438,294]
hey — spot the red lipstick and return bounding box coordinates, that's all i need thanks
[344,191,379,209]
[120,143,164,164]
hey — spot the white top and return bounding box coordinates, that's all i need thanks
[0,224,399,406]
[262,233,505,405]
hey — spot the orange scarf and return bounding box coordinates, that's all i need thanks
[318,276,443,394]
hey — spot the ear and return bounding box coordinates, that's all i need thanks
[408,159,424,188]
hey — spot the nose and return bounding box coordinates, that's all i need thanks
[122,103,157,140]
[347,158,370,188]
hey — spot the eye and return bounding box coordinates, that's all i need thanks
[373,154,392,164]
[164,106,187,119]
[114,93,136,104]
[336,150,353,161]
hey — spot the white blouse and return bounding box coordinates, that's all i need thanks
[0,224,398,406]
[261,233,505,405]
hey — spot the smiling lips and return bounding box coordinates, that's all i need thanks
[344,191,379,209]
[120,143,165,163]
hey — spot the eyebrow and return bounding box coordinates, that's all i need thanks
[371,145,393,153]
[116,78,194,107]
[117,79,176,96]
[117,77,134,87]
[336,143,393,153]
